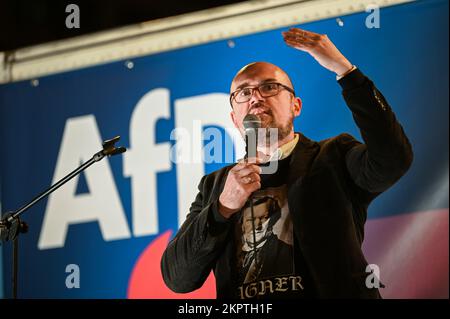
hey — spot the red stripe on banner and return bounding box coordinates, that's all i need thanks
[127,230,216,299]
[363,209,449,299]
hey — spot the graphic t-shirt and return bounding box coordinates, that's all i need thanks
[234,154,313,299]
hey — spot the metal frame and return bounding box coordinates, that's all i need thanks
[0,0,414,84]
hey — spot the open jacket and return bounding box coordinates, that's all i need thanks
[161,69,413,298]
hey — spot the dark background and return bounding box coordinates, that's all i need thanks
[0,0,248,51]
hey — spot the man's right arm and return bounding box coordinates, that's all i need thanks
[160,174,234,293]
[161,160,261,293]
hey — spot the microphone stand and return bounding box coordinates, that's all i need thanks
[0,136,126,298]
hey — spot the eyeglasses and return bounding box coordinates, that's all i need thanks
[230,82,295,106]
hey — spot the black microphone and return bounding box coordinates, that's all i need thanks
[242,114,262,282]
[243,114,261,160]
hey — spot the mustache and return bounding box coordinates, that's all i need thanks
[247,103,272,117]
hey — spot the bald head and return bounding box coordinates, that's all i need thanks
[230,62,294,93]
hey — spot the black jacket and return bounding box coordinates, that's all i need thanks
[161,69,413,298]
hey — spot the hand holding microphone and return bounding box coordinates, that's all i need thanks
[218,114,262,219]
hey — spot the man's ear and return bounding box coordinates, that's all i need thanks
[293,97,302,117]
[230,110,240,129]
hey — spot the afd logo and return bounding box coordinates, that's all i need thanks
[38,88,244,250]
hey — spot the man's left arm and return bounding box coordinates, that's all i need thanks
[283,28,413,193]
[337,69,413,193]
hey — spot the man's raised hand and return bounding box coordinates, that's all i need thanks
[282,28,353,76]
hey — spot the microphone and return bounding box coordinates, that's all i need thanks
[242,114,262,282]
[243,114,261,160]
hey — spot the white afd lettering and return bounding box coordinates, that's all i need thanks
[38,115,131,250]
[174,93,243,227]
[38,90,239,249]
[123,88,171,237]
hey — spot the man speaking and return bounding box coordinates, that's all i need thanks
[161,28,413,299]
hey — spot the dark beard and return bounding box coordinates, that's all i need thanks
[261,111,294,143]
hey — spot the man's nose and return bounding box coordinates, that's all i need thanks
[249,88,264,105]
